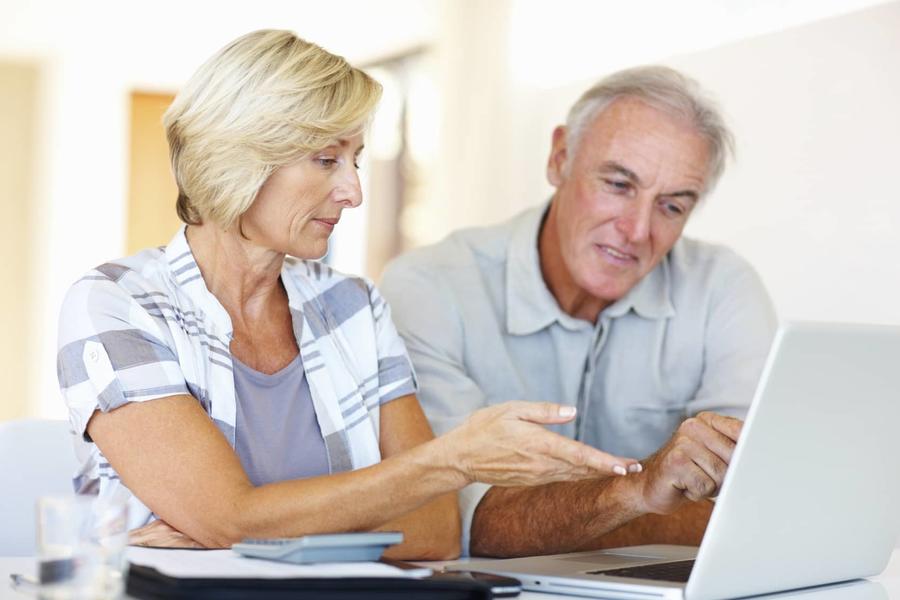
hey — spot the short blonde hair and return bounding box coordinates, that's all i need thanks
[164,29,382,228]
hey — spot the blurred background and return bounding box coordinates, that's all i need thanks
[1,0,898,421]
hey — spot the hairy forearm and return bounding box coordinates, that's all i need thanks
[582,500,713,550]
[470,477,713,557]
[471,476,642,557]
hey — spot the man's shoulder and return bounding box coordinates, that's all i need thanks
[670,237,758,279]
[667,237,769,308]
[384,207,538,283]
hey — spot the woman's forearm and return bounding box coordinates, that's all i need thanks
[200,437,467,546]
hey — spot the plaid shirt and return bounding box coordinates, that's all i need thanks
[57,227,417,528]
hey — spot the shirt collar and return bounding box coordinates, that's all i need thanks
[504,202,675,336]
[602,251,676,320]
[506,203,586,335]
[164,226,316,342]
[164,225,235,339]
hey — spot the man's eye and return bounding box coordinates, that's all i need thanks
[661,201,685,217]
[603,179,631,193]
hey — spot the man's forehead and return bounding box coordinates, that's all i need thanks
[576,98,711,188]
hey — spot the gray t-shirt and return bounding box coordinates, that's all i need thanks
[233,353,330,486]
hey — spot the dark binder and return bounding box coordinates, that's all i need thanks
[126,564,494,599]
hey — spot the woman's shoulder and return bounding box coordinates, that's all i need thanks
[59,246,192,339]
[65,247,175,301]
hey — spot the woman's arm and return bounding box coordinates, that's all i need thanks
[90,394,637,550]
[89,393,464,549]
[374,394,461,560]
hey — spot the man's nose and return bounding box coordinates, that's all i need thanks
[616,197,652,243]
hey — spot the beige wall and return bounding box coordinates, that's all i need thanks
[127,92,180,254]
[0,61,38,420]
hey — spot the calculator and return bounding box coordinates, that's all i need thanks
[232,531,404,564]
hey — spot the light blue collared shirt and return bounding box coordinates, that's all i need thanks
[381,202,777,555]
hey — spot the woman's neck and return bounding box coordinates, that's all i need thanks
[184,222,287,324]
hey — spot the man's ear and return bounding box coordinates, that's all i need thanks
[546,125,568,187]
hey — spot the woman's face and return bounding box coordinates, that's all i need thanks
[239,133,365,259]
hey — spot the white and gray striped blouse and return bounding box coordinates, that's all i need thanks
[57,226,417,529]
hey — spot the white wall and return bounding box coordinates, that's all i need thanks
[677,2,900,325]
[512,1,900,325]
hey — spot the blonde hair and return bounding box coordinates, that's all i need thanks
[164,29,382,228]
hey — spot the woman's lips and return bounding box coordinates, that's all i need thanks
[313,217,339,231]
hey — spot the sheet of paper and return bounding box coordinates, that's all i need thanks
[126,547,431,579]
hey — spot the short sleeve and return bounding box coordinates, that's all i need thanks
[687,252,778,418]
[367,282,418,405]
[57,274,189,441]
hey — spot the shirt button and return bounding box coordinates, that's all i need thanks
[88,350,99,362]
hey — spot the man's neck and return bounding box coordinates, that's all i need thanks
[538,199,609,324]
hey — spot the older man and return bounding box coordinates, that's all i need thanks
[381,66,777,557]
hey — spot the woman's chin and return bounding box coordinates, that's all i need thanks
[287,244,328,261]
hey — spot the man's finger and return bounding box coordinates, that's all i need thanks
[682,437,729,489]
[696,412,742,442]
[681,417,738,464]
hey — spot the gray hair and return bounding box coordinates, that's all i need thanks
[565,65,735,195]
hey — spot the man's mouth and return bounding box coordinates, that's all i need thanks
[596,244,638,263]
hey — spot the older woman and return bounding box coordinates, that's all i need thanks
[57,30,638,559]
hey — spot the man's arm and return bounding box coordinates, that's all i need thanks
[472,479,713,557]
[471,253,778,558]
[471,412,740,557]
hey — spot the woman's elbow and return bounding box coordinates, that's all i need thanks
[180,493,256,548]
[394,515,462,561]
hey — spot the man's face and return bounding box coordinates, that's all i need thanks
[546,97,711,308]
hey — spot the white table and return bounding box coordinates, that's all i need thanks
[3,550,900,599]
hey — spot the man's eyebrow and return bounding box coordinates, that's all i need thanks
[666,189,700,203]
[599,160,701,202]
[597,161,641,185]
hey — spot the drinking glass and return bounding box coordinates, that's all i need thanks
[35,494,128,600]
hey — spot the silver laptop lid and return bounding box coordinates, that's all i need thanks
[687,322,900,600]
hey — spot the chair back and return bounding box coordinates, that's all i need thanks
[0,419,79,555]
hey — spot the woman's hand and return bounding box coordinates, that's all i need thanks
[129,519,207,549]
[438,401,641,486]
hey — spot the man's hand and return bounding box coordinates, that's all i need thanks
[636,412,743,514]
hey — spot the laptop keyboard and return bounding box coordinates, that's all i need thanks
[588,559,695,582]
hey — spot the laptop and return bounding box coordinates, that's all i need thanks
[458,322,900,599]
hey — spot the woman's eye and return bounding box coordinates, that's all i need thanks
[316,157,338,168]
